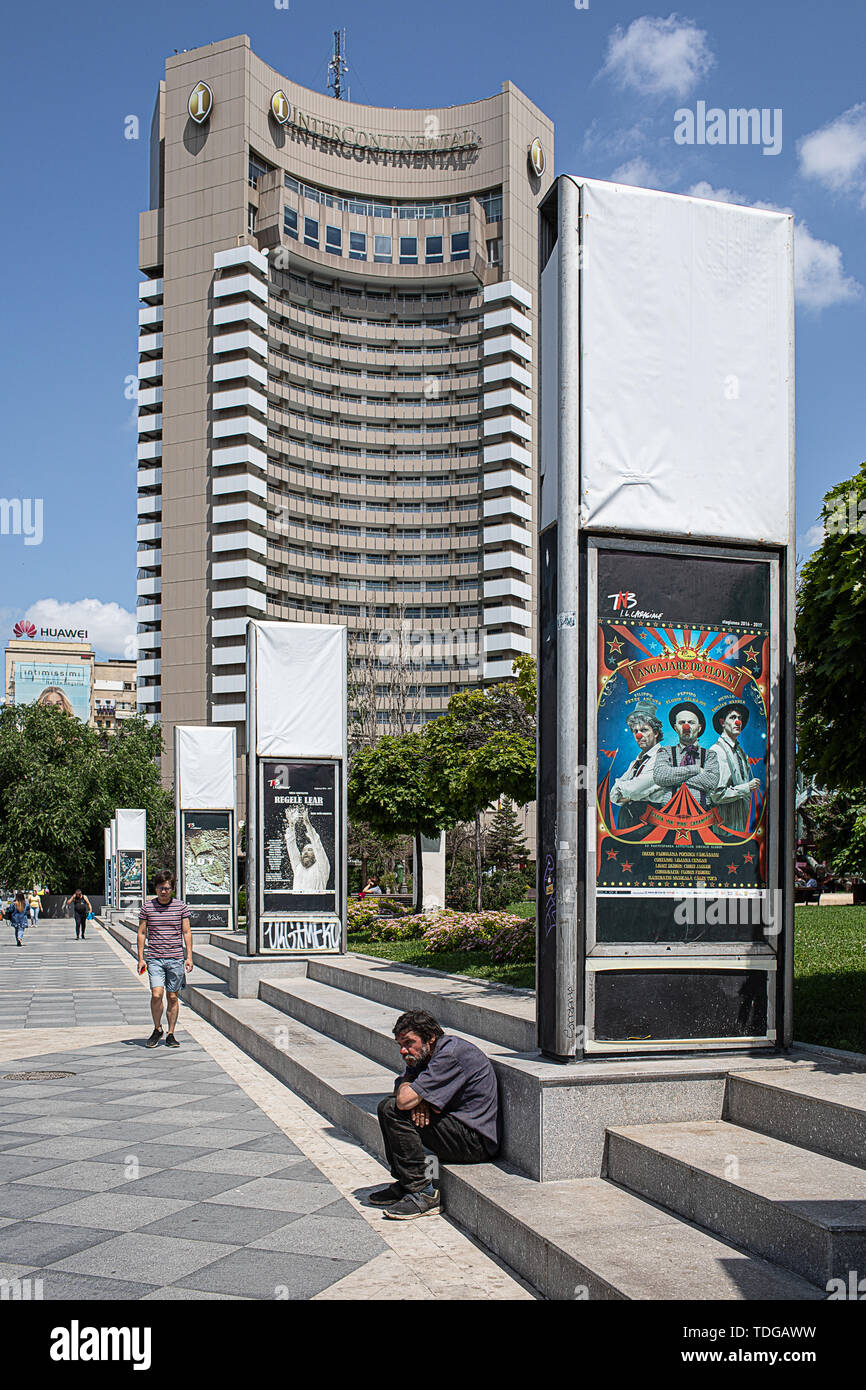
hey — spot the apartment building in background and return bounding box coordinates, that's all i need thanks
[5,636,137,731]
[136,34,554,781]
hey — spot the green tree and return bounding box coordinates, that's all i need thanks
[797,463,866,790]
[485,797,529,872]
[99,717,175,883]
[347,733,453,910]
[807,790,866,877]
[0,704,173,893]
[426,669,536,910]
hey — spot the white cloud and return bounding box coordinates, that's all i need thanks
[686,179,746,206]
[799,522,825,555]
[601,15,714,99]
[609,157,666,188]
[582,117,653,157]
[686,183,862,310]
[791,221,863,311]
[799,103,866,203]
[23,599,137,660]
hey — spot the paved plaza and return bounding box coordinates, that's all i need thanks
[0,919,532,1300]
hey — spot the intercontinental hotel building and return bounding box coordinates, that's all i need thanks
[135,35,553,767]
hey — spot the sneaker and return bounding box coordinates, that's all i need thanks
[367,1183,405,1207]
[383,1189,440,1220]
[165,1033,180,1049]
[145,1027,163,1048]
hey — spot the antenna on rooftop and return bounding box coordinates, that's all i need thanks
[328,29,348,100]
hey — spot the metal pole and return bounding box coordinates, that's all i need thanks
[553,176,582,1059]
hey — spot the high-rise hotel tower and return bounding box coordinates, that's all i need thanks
[136,35,553,769]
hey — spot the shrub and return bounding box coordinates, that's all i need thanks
[348,896,414,935]
[347,898,380,932]
[421,908,525,954]
[366,915,426,942]
[489,919,536,964]
[445,869,533,912]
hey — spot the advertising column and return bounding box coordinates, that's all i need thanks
[174,726,237,932]
[116,808,147,911]
[537,176,795,1058]
[246,621,347,955]
[110,818,118,910]
[104,828,112,908]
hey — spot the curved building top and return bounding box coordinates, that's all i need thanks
[158,33,553,204]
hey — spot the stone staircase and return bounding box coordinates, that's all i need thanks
[102,916,866,1301]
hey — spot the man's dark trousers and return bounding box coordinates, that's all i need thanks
[377,1095,491,1192]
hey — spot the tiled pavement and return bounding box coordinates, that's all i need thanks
[0,917,144,1028]
[0,919,534,1300]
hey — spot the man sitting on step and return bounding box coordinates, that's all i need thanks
[371,1008,499,1219]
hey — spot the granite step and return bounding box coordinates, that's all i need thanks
[726,1067,866,1169]
[259,973,507,1072]
[307,951,536,1051]
[184,976,822,1300]
[606,1118,866,1286]
[208,930,250,957]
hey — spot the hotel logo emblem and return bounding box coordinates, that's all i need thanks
[188,82,213,125]
[271,91,291,126]
[529,138,545,177]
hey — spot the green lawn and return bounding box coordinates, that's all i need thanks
[793,905,866,1054]
[349,903,866,1053]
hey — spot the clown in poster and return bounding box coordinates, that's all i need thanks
[597,622,769,895]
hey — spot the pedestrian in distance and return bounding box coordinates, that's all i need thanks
[371,1008,500,1219]
[6,893,30,947]
[137,870,193,1050]
[64,889,92,940]
[28,889,41,926]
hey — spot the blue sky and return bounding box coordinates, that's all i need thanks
[1,0,863,656]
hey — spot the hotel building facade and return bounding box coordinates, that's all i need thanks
[136,35,554,773]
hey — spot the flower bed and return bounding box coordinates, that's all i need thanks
[347,897,410,932]
[419,908,529,955]
[349,903,537,964]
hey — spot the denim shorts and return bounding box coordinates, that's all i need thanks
[146,957,185,993]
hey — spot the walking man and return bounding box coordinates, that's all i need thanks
[64,889,92,940]
[372,1009,499,1219]
[137,870,193,1050]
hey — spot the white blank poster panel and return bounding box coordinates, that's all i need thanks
[578,179,794,545]
[253,621,347,759]
[176,726,236,810]
[115,808,147,852]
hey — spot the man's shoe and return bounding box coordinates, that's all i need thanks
[145,1027,163,1049]
[165,1033,180,1049]
[383,1189,440,1220]
[367,1183,405,1207]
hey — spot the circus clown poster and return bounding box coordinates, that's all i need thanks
[593,547,774,943]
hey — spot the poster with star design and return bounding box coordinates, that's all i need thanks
[594,548,771,943]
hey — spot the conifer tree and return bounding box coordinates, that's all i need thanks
[485,797,528,872]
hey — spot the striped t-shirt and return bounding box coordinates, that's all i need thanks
[140,897,189,959]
